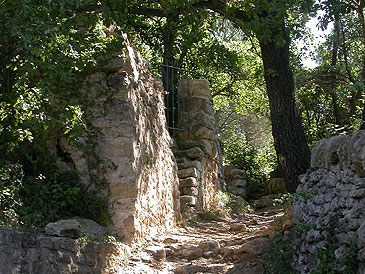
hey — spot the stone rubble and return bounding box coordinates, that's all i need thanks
[115,205,283,274]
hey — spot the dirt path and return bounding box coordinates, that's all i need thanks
[111,204,285,274]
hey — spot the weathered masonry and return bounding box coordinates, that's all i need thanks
[292,131,365,273]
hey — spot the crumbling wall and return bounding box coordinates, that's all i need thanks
[174,80,222,212]
[61,36,180,241]
[291,130,365,273]
[0,229,116,274]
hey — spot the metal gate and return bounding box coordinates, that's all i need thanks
[160,62,190,137]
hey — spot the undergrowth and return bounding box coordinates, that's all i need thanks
[262,233,298,274]
[0,144,109,230]
[190,191,253,223]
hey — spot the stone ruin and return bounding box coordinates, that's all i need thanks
[58,36,181,242]
[2,33,364,273]
[291,130,365,273]
[0,36,228,273]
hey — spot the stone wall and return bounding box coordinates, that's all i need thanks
[223,165,248,200]
[60,36,180,241]
[291,130,365,273]
[174,80,222,212]
[0,229,117,274]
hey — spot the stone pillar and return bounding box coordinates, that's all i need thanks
[175,80,222,212]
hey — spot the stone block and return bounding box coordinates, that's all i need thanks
[191,112,215,131]
[38,236,55,249]
[96,52,126,72]
[231,168,245,178]
[107,71,128,90]
[180,196,196,206]
[181,246,203,259]
[198,240,220,251]
[186,147,204,159]
[178,79,210,99]
[57,238,79,252]
[182,187,198,196]
[305,229,324,243]
[236,237,272,256]
[233,179,247,188]
[188,97,213,116]
[74,218,107,241]
[230,223,247,232]
[179,177,198,188]
[178,167,200,179]
[358,222,365,249]
[45,220,81,239]
[237,188,248,199]
[350,188,365,198]
[194,127,215,140]
[178,160,202,172]
[145,245,167,261]
[200,139,217,159]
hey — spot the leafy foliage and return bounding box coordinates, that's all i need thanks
[262,234,298,274]
[0,0,122,229]
[222,135,276,183]
[294,0,365,144]
[0,145,109,229]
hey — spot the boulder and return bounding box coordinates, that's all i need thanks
[45,219,81,239]
[264,178,287,195]
[236,237,272,256]
[45,218,106,240]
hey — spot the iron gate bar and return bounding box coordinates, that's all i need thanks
[160,62,190,137]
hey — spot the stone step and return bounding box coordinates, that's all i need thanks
[144,236,271,266]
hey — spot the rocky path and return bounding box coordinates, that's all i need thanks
[110,202,286,274]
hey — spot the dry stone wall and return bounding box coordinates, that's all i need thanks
[174,80,222,212]
[60,36,180,241]
[0,229,116,274]
[291,130,365,273]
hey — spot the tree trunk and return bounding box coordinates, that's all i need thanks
[259,27,310,193]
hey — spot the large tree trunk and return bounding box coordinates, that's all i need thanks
[259,27,310,193]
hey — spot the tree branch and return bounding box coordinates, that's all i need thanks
[193,0,250,22]
[74,4,166,17]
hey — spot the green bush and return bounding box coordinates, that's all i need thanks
[0,145,109,229]
[262,234,298,274]
[221,136,276,183]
